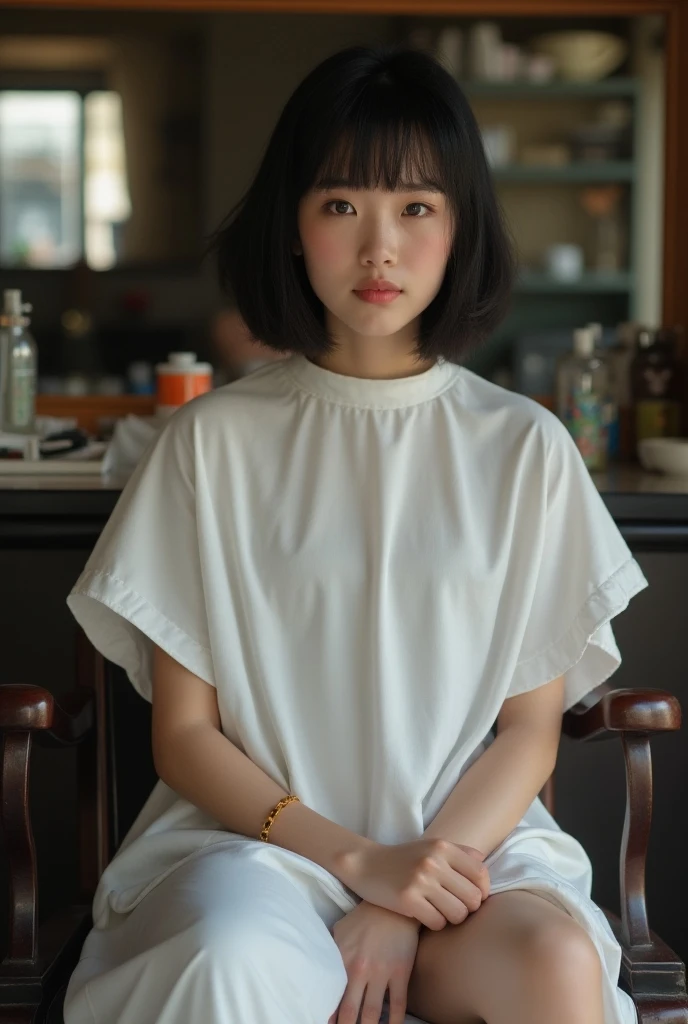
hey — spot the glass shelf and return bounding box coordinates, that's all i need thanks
[514,271,634,293]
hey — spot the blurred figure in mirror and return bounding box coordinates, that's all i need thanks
[210,307,290,381]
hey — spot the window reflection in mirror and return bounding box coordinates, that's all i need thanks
[0,33,203,271]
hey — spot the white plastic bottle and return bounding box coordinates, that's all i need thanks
[155,351,213,417]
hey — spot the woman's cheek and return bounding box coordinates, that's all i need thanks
[306,227,347,267]
[408,231,450,270]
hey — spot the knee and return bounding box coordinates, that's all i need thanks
[516,915,602,991]
[191,905,347,989]
[192,909,291,969]
[193,911,264,967]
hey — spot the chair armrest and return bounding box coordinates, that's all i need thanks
[563,683,687,1013]
[603,910,688,1016]
[562,682,681,741]
[0,686,95,968]
[0,684,94,744]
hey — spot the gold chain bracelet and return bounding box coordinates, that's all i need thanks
[259,794,300,843]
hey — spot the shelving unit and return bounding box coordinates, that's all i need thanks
[461,78,640,99]
[459,74,641,386]
[491,162,635,183]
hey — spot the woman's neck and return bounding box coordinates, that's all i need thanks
[308,343,436,381]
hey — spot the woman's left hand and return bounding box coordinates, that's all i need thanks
[327,899,422,1024]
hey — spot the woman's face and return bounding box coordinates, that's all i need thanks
[295,181,454,354]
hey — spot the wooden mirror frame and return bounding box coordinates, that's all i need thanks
[2,0,686,339]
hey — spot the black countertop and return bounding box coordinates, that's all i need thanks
[2,464,688,548]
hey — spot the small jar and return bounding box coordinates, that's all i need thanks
[156,352,213,416]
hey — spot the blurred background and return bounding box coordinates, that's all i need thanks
[1,0,688,985]
[0,8,673,405]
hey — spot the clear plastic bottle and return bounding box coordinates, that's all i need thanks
[587,321,621,462]
[0,289,38,434]
[555,325,609,471]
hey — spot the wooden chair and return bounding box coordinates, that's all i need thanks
[0,629,685,1024]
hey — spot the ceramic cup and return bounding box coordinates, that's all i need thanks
[544,243,584,281]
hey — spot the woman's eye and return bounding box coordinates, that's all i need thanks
[324,201,431,217]
[405,203,430,217]
[325,200,354,215]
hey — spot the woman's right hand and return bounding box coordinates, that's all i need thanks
[338,838,491,931]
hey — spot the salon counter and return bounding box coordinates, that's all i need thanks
[2,463,688,548]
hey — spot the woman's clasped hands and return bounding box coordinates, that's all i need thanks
[328,837,491,1024]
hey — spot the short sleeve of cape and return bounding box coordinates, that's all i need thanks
[67,403,215,701]
[505,412,649,712]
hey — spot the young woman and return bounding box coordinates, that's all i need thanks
[63,42,648,1024]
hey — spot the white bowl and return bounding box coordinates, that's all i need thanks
[638,437,688,477]
[531,32,628,82]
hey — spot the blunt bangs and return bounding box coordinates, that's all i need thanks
[209,42,515,363]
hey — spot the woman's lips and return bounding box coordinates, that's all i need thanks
[353,289,402,304]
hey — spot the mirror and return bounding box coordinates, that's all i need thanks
[0,27,204,271]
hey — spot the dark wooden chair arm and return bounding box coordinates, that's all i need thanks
[563,682,681,740]
[0,633,105,1019]
[0,685,95,976]
[563,682,686,1019]
[0,684,94,744]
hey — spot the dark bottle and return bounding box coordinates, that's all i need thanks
[630,328,682,452]
[605,322,637,463]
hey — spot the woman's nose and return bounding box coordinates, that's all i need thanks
[358,224,398,264]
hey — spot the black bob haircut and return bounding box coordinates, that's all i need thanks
[209,41,515,365]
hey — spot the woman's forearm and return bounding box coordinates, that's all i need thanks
[156,720,372,882]
[422,723,559,857]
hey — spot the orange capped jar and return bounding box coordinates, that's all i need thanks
[156,352,213,416]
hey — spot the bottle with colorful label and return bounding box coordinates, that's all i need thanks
[587,322,621,461]
[555,326,609,471]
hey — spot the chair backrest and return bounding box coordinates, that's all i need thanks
[76,630,156,896]
[106,660,157,853]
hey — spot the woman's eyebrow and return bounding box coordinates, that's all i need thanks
[312,179,443,193]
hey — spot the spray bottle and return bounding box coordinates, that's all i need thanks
[0,289,37,434]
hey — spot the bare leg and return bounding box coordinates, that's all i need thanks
[406,889,605,1024]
